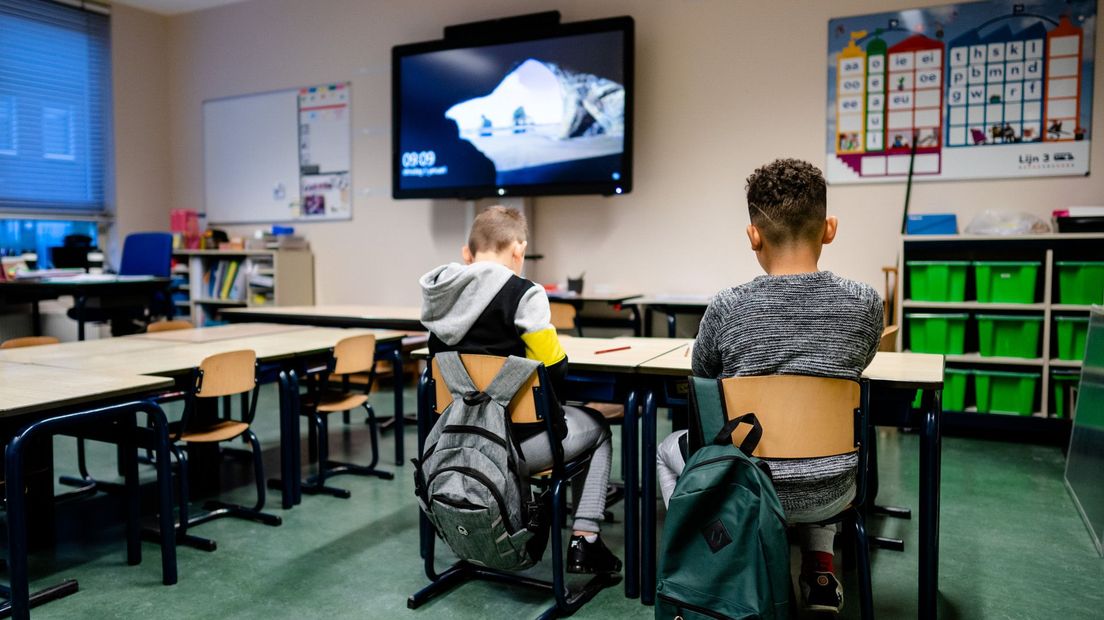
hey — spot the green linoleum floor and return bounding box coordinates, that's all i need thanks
[22,384,1104,619]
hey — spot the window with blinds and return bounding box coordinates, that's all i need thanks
[0,0,111,213]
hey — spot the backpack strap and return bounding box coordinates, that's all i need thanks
[434,352,481,400]
[688,376,728,454]
[484,356,541,407]
[713,412,764,456]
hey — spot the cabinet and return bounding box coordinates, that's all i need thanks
[898,233,1103,442]
[171,249,314,325]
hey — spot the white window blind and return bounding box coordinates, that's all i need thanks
[0,0,111,212]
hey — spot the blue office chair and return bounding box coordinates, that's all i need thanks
[62,232,174,494]
[66,232,173,335]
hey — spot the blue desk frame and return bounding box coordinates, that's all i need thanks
[2,400,178,620]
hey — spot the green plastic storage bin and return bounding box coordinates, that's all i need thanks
[974,369,1038,415]
[976,314,1043,358]
[907,260,970,302]
[1055,261,1104,305]
[914,367,970,410]
[1055,315,1090,361]
[1051,370,1081,418]
[906,313,968,354]
[974,261,1041,303]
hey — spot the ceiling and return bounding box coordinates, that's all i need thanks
[111,0,250,16]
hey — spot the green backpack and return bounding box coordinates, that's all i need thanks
[655,377,791,620]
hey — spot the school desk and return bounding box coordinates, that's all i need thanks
[221,304,424,330]
[0,275,173,340]
[411,336,692,600]
[0,363,177,620]
[220,304,423,463]
[633,295,711,337]
[546,291,644,335]
[636,349,945,615]
[3,325,405,510]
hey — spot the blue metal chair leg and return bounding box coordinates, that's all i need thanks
[853,510,875,620]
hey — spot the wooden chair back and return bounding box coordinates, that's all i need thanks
[146,319,194,333]
[720,375,859,459]
[195,349,257,398]
[549,302,577,332]
[879,325,899,352]
[0,336,60,349]
[332,334,377,375]
[430,354,540,423]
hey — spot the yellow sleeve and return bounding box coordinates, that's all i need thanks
[521,327,566,367]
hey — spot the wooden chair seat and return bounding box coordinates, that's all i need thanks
[316,392,369,413]
[584,402,624,420]
[180,420,249,444]
[0,336,60,349]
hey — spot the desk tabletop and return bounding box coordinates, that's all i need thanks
[546,291,642,304]
[862,352,945,388]
[221,304,422,321]
[562,337,692,372]
[639,348,945,388]
[0,361,173,418]
[7,327,404,376]
[633,295,712,307]
[137,322,310,342]
[219,304,425,330]
[0,336,167,364]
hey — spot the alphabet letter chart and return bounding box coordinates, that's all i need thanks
[826,0,1094,184]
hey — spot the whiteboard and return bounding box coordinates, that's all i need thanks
[202,84,352,224]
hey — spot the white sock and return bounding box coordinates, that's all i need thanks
[583,534,598,543]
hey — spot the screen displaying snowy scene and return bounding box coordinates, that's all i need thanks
[394,28,629,197]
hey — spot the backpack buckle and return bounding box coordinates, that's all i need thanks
[462,390,492,406]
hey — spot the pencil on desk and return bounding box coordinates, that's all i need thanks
[683,345,690,357]
[595,345,631,355]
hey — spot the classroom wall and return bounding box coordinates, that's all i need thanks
[109,3,172,264]
[155,0,1104,305]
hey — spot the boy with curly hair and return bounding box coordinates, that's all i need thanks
[656,159,883,615]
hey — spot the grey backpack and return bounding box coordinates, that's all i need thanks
[413,353,550,571]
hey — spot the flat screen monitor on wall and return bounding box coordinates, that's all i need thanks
[392,15,634,200]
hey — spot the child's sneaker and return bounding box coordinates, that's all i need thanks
[566,535,622,574]
[799,571,844,614]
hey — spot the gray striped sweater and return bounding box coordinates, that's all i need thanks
[692,271,883,515]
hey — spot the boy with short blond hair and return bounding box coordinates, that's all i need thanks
[420,205,621,574]
[657,159,883,615]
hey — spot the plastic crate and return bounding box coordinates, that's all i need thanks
[906,260,969,302]
[976,314,1043,358]
[906,313,968,354]
[1055,315,1090,361]
[914,367,970,411]
[974,369,1038,415]
[1055,261,1104,305]
[1051,370,1081,418]
[974,261,1041,303]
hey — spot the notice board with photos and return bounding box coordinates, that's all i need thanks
[203,82,351,223]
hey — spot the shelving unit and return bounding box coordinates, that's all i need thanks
[898,233,1103,442]
[172,249,314,325]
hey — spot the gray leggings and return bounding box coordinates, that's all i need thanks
[520,406,612,534]
[657,430,841,554]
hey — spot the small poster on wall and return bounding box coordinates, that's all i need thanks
[298,83,351,218]
[826,0,1095,184]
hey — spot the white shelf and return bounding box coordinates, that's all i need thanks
[1052,304,1097,312]
[193,298,248,306]
[904,233,1104,242]
[903,300,1045,310]
[1049,359,1084,368]
[943,353,1045,367]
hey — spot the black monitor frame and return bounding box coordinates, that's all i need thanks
[391,15,634,200]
